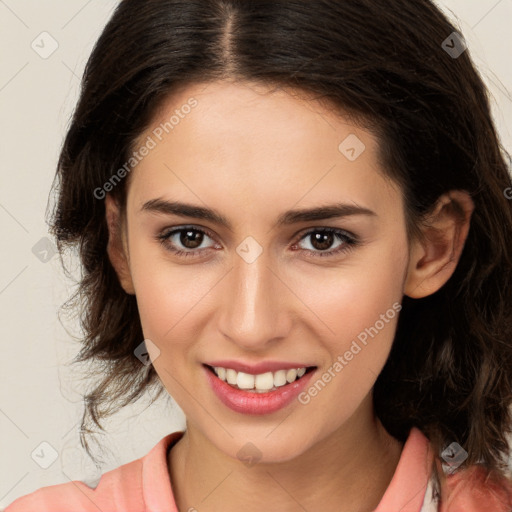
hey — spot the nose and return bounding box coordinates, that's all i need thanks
[217,247,293,351]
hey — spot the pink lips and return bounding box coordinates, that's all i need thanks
[203,363,316,415]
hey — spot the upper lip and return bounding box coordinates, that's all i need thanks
[204,360,316,374]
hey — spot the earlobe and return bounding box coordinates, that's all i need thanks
[404,190,474,299]
[105,194,136,295]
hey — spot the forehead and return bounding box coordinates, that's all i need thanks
[127,80,401,223]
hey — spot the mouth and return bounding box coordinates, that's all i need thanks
[203,363,317,415]
[204,364,316,393]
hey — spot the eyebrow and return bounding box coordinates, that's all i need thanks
[140,198,377,230]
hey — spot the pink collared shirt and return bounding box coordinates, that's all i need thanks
[5,427,512,511]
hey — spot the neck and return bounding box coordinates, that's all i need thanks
[168,395,403,512]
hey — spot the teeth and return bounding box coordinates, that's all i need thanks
[273,369,287,387]
[286,369,297,383]
[226,368,237,385]
[212,366,309,392]
[255,372,274,390]
[236,372,255,389]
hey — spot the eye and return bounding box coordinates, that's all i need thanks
[156,226,218,258]
[155,225,360,260]
[292,228,359,258]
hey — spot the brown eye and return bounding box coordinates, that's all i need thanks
[309,231,336,251]
[294,228,359,258]
[178,229,204,249]
[156,226,218,258]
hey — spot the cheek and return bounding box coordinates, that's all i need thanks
[128,241,217,347]
[301,245,405,334]
[300,245,406,384]
[294,275,403,433]
[131,260,211,393]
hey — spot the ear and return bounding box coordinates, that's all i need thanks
[105,194,135,295]
[404,190,474,299]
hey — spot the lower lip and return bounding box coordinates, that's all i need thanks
[203,365,316,415]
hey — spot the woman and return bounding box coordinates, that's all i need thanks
[6,0,512,510]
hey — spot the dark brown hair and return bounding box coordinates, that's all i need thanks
[51,0,512,499]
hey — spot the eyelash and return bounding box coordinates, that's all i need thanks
[155,226,360,259]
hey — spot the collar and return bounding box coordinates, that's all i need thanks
[374,427,434,512]
[140,427,433,512]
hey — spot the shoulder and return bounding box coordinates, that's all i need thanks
[4,431,183,512]
[4,456,144,512]
[439,465,512,512]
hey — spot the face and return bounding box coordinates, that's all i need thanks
[111,80,412,462]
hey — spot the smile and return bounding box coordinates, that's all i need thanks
[203,364,317,415]
[210,365,309,392]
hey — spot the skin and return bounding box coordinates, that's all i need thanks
[105,80,474,512]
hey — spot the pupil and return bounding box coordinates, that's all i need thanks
[181,229,202,249]
[312,232,333,251]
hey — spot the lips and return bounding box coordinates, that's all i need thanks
[203,361,317,415]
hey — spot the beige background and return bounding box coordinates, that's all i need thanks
[1,0,511,507]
